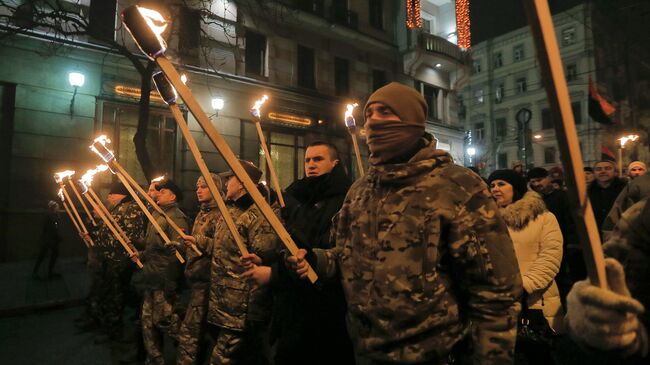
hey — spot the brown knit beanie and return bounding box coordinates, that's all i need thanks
[364,82,427,127]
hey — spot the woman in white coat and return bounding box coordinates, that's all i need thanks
[488,169,564,364]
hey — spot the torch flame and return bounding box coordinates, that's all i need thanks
[344,103,358,128]
[251,95,269,118]
[81,165,109,188]
[90,135,116,163]
[58,188,65,202]
[619,134,639,148]
[54,170,76,184]
[137,6,168,47]
[180,74,188,84]
[151,175,165,183]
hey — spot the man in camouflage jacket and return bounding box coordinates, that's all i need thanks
[207,161,279,365]
[81,182,145,341]
[290,82,523,364]
[132,179,189,365]
[176,173,222,365]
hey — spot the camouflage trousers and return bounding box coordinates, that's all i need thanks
[99,259,133,336]
[210,321,269,365]
[142,289,176,365]
[176,287,208,365]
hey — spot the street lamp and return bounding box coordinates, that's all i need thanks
[211,97,224,118]
[617,134,639,174]
[467,147,476,165]
[533,133,543,140]
[68,71,85,116]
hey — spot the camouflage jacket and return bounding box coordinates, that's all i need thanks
[312,136,523,364]
[92,199,146,262]
[140,202,189,291]
[207,195,280,331]
[603,198,650,361]
[184,201,220,288]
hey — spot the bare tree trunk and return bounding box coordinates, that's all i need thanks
[133,61,157,182]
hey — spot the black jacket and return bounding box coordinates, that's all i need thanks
[268,163,355,364]
[542,188,576,245]
[588,178,627,232]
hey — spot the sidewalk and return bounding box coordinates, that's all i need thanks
[0,257,89,316]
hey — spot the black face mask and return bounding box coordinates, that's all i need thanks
[365,118,424,165]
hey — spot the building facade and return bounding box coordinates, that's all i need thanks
[0,0,468,261]
[460,3,610,174]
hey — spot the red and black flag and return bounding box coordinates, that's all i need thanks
[601,145,616,162]
[589,77,616,125]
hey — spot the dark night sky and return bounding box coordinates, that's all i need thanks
[470,0,586,44]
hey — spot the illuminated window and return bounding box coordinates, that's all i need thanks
[562,27,576,46]
[513,45,524,62]
[493,52,503,68]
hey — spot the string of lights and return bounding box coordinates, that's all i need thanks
[406,0,422,29]
[456,0,471,49]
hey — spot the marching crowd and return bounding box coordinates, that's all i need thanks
[39,82,650,364]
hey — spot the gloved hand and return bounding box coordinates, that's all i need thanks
[566,258,645,355]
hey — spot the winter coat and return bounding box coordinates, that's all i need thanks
[312,134,523,364]
[589,178,627,232]
[184,201,219,288]
[140,202,189,291]
[602,173,650,240]
[207,195,280,331]
[499,191,564,332]
[93,199,146,262]
[602,198,650,362]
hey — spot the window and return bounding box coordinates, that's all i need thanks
[513,44,524,62]
[458,94,466,119]
[498,152,508,169]
[473,59,482,74]
[369,0,383,30]
[334,58,349,96]
[566,64,577,82]
[179,7,201,55]
[100,102,176,184]
[516,77,527,94]
[258,131,306,188]
[495,117,507,138]
[372,69,387,91]
[475,122,485,141]
[421,83,439,121]
[493,52,503,68]
[422,18,431,33]
[562,27,576,46]
[495,83,505,103]
[541,107,553,129]
[89,0,117,40]
[544,147,556,164]
[474,88,484,104]
[297,45,316,89]
[296,0,325,16]
[572,101,582,124]
[245,30,267,77]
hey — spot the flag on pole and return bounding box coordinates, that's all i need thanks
[588,77,616,125]
[601,145,616,162]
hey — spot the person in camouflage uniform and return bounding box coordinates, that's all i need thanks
[207,161,280,365]
[131,179,189,365]
[290,82,523,364]
[176,173,223,365]
[565,198,650,364]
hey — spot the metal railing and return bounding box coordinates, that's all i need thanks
[418,32,467,64]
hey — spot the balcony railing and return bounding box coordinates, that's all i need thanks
[418,32,468,64]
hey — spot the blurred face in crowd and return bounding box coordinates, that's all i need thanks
[594,161,616,185]
[196,180,212,203]
[106,193,125,206]
[629,165,646,178]
[490,179,514,208]
[529,176,552,194]
[304,145,338,177]
[157,188,176,205]
[225,176,245,201]
[513,164,523,174]
[585,170,595,185]
[148,183,160,202]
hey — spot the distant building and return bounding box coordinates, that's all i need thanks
[460,3,612,173]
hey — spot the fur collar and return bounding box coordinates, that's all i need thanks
[499,191,547,230]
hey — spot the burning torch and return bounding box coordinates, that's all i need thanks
[345,103,365,177]
[89,135,185,264]
[78,166,144,268]
[55,171,93,246]
[57,187,91,248]
[120,5,317,282]
[152,71,249,256]
[250,95,285,207]
[617,134,639,176]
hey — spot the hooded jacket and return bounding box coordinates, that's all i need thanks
[184,200,219,288]
[499,191,564,331]
[207,195,280,331]
[312,134,523,364]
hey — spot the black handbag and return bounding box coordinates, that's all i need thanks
[517,296,557,345]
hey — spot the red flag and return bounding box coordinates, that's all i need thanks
[601,145,616,162]
[589,77,616,124]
